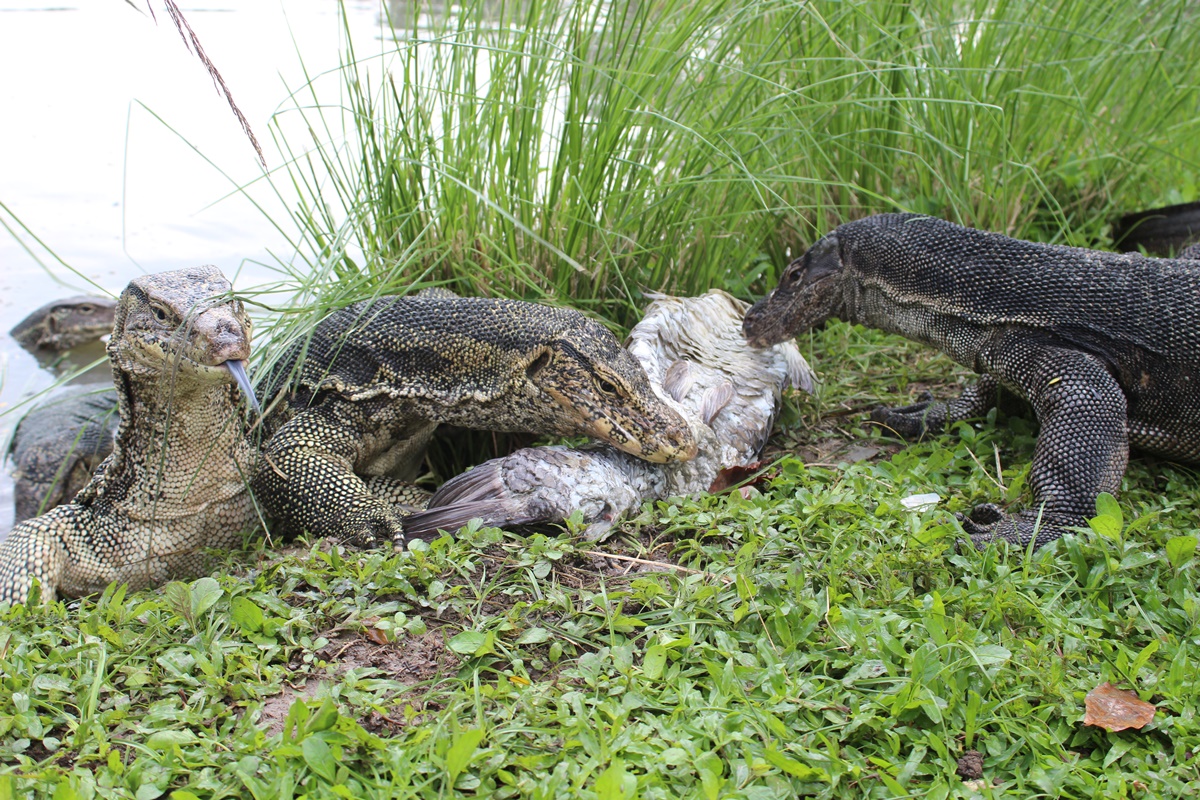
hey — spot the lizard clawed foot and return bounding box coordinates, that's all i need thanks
[326,481,434,549]
[869,391,943,440]
[334,503,407,549]
[958,503,1068,551]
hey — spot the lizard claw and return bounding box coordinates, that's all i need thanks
[957,502,1010,549]
[870,391,944,440]
[336,503,406,549]
[961,502,1006,529]
[957,503,1068,551]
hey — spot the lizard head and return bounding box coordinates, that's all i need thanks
[9,295,119,351]
[523,318,698,464]
[109,266,254,400]
[742,232,844,347]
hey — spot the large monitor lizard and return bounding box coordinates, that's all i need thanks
[9,295,118,352]
[252,295,698,548]
[0,267,258,604]
[743,212,1200,549]
[1,284,696,602]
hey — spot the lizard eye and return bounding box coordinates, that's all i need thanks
[596,378,619,395]
[151,305,170,323]
[782,262,805,286]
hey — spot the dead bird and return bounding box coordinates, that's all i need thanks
[403,290,814,541]
[9,295,118,352]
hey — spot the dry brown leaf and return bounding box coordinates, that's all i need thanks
[1083,682,1156,731]
[360,616,389,645]
[708,460,772,494]
[363,627,389,645]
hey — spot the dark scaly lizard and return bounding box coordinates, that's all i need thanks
[1113,200,1200,257]
[743,212,1200,549]
[252,295,698,547]
[0,267,257,604]
[8,386,119,523]
[9,295,119,351]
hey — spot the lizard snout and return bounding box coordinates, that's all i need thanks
[620,416,698,464]
[194,309,252,366]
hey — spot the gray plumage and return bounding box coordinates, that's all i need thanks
[404,290,813,540]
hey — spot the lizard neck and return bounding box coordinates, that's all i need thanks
[93,367,254,519]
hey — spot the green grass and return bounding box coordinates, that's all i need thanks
[5,0,1200,796]
[3,324,1199,798]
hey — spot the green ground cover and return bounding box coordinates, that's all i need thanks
[4,0,1200,796]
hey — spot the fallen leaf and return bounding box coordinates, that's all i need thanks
[709,461,772,493]
[364,627,389,645]
[1083,682,1156,731]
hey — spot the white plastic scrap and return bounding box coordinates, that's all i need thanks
[900,492,941,512]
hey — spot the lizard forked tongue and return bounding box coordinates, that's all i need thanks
[223,359,260,413]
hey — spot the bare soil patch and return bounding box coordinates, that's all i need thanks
[316,630,458,683]
[256,631,458,737]
[256,677,321,738]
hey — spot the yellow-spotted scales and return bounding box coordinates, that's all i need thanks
[0,279,698,603]
[0,267,257,604]
[252,294,697,547]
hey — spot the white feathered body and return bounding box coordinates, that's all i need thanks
[404,290,813,540]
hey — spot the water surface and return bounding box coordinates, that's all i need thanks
[0,1,392,531]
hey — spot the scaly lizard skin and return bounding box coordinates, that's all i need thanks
[252,295,697,547]
[743,213,1200,549]
[0,267,257,604]
[8,386,119,523]
[9,295,118,351]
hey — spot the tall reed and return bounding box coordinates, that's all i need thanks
[260,0,1200,332]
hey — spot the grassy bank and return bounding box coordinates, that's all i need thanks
[4,0,1200,796]
[3,325,1198,798]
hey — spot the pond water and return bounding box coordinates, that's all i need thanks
[0,1,396,532]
